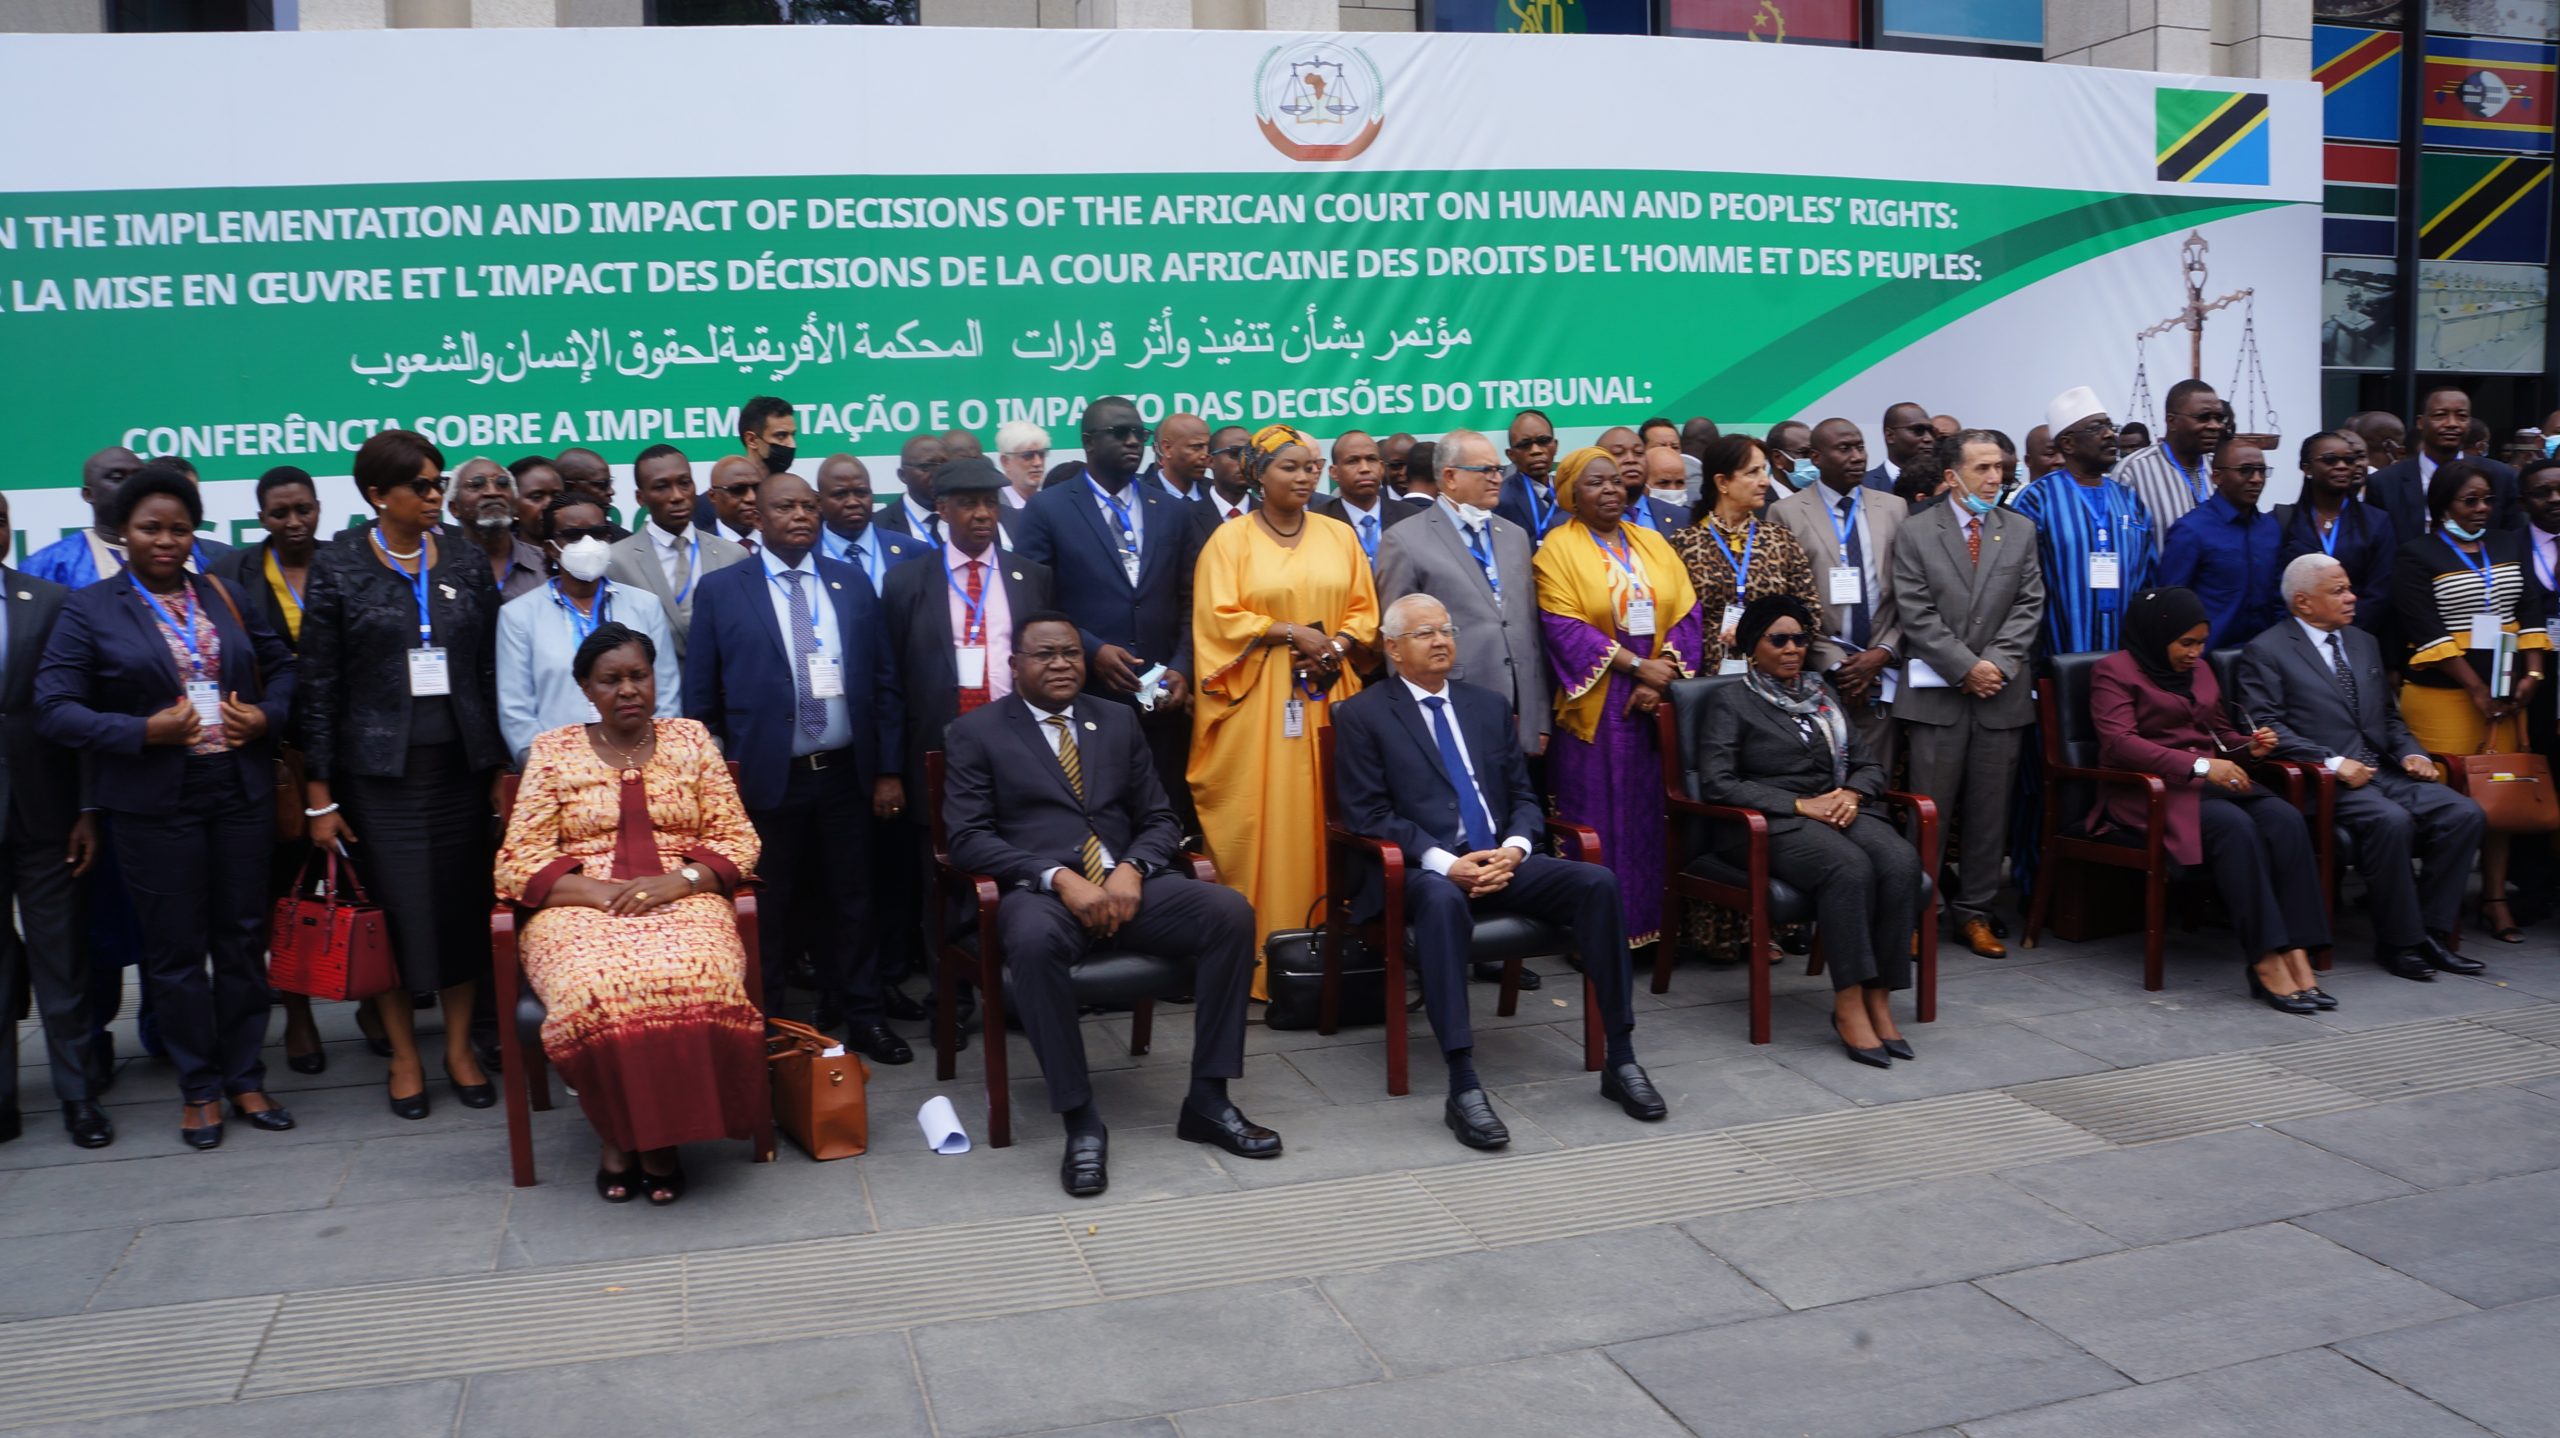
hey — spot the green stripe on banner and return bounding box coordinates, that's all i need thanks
[2325,183,2397,216]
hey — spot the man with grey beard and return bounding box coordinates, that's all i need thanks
[451,456,547,600]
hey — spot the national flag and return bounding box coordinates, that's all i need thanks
[2326,141,2399,255]
[2157,88,2272,184]
[2420,150,2554,259]
[1663,0,1858,44]
[2422,34,2556,152]
[2315,25,2402,142]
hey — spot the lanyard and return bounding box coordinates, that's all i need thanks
[2162,448,2206,504]
[2538,533,2558,595]
[129,573,205,676]
[942,557,990,643]
[1714,519,1757,592]
[1463,522,1502,600]
[1087,477,1139,553]
[1826,487,1860,560]
[765,562,826,653]
[2316,498,2352,557]
[2442,532,2495,592]
[670,529,701,606]
[372,529,434,648]
[265,547,303,611]
[1525,479,1553,536]
[1591,527,1648,593]
[2068,481,2116,553]
[549,579,610,646]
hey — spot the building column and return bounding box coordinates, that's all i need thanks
[2045,0,2309,80]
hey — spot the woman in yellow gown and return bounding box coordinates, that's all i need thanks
[1191,424,1381,997]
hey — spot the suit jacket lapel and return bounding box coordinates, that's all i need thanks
[1132,487,1174,591]
[1,572,36,703]
[1070,483,1135,591]
[114,581,187,693]
[1002,696,1085,808]
[1424,508,1497,604]
[742,560,791,667]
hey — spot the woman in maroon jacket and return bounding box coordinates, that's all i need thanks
[2089,588,2333,1013]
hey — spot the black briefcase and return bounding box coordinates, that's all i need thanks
[1263,927,1389,1031]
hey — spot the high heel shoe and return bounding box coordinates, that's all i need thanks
[283,1037,327,1075]
[1880,1036,1916,1061]
[444,1062,496,1110]
[595,1164,639,1203]
[2248,967,2319,1014]
[2302,988,2339,1010]
[1831,1013,1892,1068]
[2476,902,2526,944]
[387,1077,430,1121]
[638,1160,687,1206]
[228,1094,296,1131]
[180,1100,223,1151]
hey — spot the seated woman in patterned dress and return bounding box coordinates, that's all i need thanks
[493,623,763,1205]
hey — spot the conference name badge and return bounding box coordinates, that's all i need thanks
[2470,614,2503,650]
[1829,567,1864,606]
[2089,553,2121,590]
[808,653,845,700]
[956,645,988,689]
[408,647,451,696]
[1284,697,1306,739]
[1625,594,1656,637]
[187,678,222,729]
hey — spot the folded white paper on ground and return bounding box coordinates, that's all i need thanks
[918,1095,971,1154]
[1906,657,1951,689]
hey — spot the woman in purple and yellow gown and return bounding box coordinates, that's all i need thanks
[1533,447,1704,950]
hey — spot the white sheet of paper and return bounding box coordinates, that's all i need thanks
[407,646,451,696]
[1718,657,1746,675]
[2470,614,2503,650]
[917,1094,971,1154]
[1907,657,1952,689]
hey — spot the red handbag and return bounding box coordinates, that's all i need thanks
[268,851,400,1001]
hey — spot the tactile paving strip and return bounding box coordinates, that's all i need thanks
[1074,1174,1478,1296]
[244,1260,683,1396]
[2010,1054,2368,1145]
[1724,1091,2110,1195]
[2475,1002,2560,1049]
[0,1296,277,1429]
[2260,1014,2560,1100]
[685,1217,1098,1344]
[1420,1132,1806,1247]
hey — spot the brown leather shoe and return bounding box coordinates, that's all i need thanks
[1958,917,2007,958]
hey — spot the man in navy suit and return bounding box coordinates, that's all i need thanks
[1015,395,1210,832]
[1862,402,1935,495]
[683,472,910,1064]
[1493,408,1562,539]
[1330,593,1663,1150]
[2369,386,2520,543]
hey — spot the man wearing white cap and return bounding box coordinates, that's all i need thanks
[2008,387,2158,655]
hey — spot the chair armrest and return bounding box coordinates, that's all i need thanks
[929,851,1003,923]
[2248,758,2313,805]
[1546,818,1603,867]
[1877,790,1941,873]
[2434,752,2469,793]
[1666,792,1775,838]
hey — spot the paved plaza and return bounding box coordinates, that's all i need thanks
[8,912,2560,1437]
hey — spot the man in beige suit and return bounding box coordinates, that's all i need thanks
[1772,417,1908,771]
[605,444,751,658]
[1890,429,2045,957]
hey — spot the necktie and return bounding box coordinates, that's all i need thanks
[670,534,693,596]
[1465,522,1501,603]
[958,559,989,714]
[1359,513,1380,560]
[1838,494,1870,648]
[1423,695,1497,853]
[782,570,825,740]
[1966,516,1981,567]
[2328,632,2378,764]
[1046,715,1109,884]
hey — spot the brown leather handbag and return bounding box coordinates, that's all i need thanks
[2453,748,2560,834]
[766,1019,872,1160]
[268,851,399,1001]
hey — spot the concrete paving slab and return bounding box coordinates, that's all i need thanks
[2277,1084,2560,1188]
[91,1193,509,1310]
[1958,1347,2493,1437]
[2298,1168,2560,1308]
[0,1140,356,1238]
[1995,1125,2416,1246]
[1680,1174,2120,1310]
[2016,996,2331,1068]
[0,1224,136,1320]
[2340,1293,2560,1438]
[1769,1020,2112,1103]
[855,1119,1236,1232]
[459,1332,930,1438]
[1174,1350,1693,1438]
[1492,1051,1845,1147]
[1,1379,464,1438]
[498,1149,872,1269]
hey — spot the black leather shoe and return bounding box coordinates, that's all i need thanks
[1060,1131,1108,1197]
[444,1062,497,1110]
[2249,969,2320,1014]
[181,1102,223,1151]
[1831,1013,1892,1068]
[2303,988,2340,1010]
[880,987,929,1022]
[284,1046,328,1076]
[1471,961,1541,991]
[2378,947,2437,982]
[1881,1036,1918,1061]
[1601,1062,1668,1121]
[1444,1088,1510,1149]
[229,1096,296,1132]
[1177,1100,1281,1158]
[846,1021,914,1066]
[62,1101,112,1148]
[2421,937,2486,975]
[388,1080,431,1121]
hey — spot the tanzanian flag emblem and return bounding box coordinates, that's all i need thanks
[2420,151,2553,260]
[2158,89,2272,184]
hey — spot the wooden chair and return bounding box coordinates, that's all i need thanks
[923,750,1210,1150]
[2021,651,2190,987]
[1314,725,1605,1098]
[1657,674,1939,1044]
[490,763,773,1188]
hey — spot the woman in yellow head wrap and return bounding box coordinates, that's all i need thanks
[1191,423,1381,996]
[1531,446,1703,948]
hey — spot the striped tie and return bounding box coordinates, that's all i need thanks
[1047,715,1109,884]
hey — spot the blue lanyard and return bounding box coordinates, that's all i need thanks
[942,557,990,643]
[766,563,826,653]
[671,529,701,606]
[1464,521,1502,600]
[2315,498,2352,557]
[372,529,434,648]
[2442,532,2495,591]
[1525,479,1554,536]
[549,579,610,646]
[1826,486,1860,559]
[1087,477,1139,553]
[2162,449,2206,505]
[1714,519,1756,592]
[128,573,206,677]
[266,548,303,611]
[1591,528,1647,591]
[2068,482,2116,554]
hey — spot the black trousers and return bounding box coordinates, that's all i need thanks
[1140,704,1198,842]
[995,873,1253,1113]
[0,807,89,1109]
[748,752,880,1023]
[869,810,927,988]
[2337,770,2485,950]
[80,814,150,1061]
[109,758,274,1103]
[338,742,497,995]
[1405,855,1635,1055]
[1730,813,1922,992]
[2199,787,2332,957]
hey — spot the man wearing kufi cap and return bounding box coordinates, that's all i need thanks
[2008,387,2158,655]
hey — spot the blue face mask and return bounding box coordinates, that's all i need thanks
[2443,521,2486,541]
[2544,434,2558,458]
[1787,456,1819,489]
[1958,488,1999,517]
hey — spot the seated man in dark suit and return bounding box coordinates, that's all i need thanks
[2238,552,2487,982]
[1330,593,1663,1150]
[941,612,1279,1197]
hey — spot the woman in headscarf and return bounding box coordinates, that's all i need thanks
[1533,446,1703,949]
[1191,423,1381,997]
[1696,595,1922,1065]
[2091,587,2332,1013]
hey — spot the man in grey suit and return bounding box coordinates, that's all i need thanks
[1376,428,1551,756]
[2237,553,2486,983]
[606,444,750,658]
[1890,430,2044,957]
[1773,417,1908,772]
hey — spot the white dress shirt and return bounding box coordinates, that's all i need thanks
[820,522,888,593]
[759,545,852,756]
[944,542,1013,702]
[1024,696,1113,891]
[647,518,700,596]
[1403,677,1532,875]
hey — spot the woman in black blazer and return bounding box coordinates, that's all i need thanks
[1697,593,1923,1068]
[35,465,299,1149]
[299,429,508,1120]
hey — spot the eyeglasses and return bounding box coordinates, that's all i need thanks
[1087,425,1153,444]
[1760,632,1810,649]
[1514,435,1558,449]
[1005,449,1050,463]
[1209,445,1247,459]
[714,482,760,499]
[2192,410,2236,426]
[552,524,613,544]
[458,473,514,491]
[2220,464,2271,478]
[397,477,445,497]
[1448,463,1502,476]
[1393,624,1462,642]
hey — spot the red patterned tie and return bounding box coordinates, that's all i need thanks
[1966,516,1981,567]
[957,559,990,714]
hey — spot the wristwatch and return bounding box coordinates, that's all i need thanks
[680,865,703,892]
[2190,758,2211,779]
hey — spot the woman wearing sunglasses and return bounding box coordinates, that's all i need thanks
[1695,594,1924,1066]
[495,492,682,768]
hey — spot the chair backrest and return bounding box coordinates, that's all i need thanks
[1315,724,1343,830]
[2040,650,2108,825]
[2206,646,2242,710]
[924,750,951,859]
[1666,673,1742,801]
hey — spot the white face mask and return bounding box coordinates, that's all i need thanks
[1451,499,1496,527]
[557,535,613,583]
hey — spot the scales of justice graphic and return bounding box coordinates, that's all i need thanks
[2124,231,2282,452]
[1275,58,1362,126]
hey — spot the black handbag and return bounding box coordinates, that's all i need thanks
[1264,926,1389,1031]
